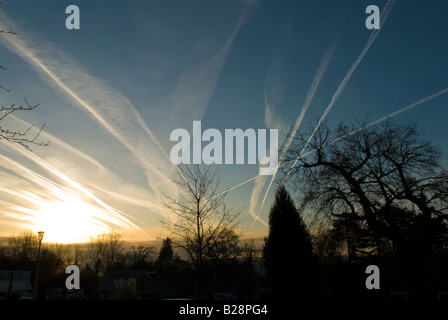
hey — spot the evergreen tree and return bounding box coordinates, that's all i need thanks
[263,185,317,299]
[157,237,174,264]
[155,237,179,272]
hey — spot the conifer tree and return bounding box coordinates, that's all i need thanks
[157,237,174,265]
[263,185,317,298]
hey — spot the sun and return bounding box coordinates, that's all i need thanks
[31,195,113,244]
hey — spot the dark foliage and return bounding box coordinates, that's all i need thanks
[263,185,318,299]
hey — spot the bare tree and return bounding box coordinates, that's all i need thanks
[88,233,106,273]
[43,243,85,266]
[129,244,155,268]
[102,231,125,271]
[46,243,74,266]
[88,231,125,273]
[7,230,39,261]
[159,165,242,296]
[283,118,448,260]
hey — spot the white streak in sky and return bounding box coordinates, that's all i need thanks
[150,3,252,138]
[0,4,253,238]
[0,25,177,193]
[250,43,336,227]
[285,0,396,177]
[0,139,143,233]
[8,115,167,215]
[248,0,396,226]
[220,86,448,214]
[327,87,448,147]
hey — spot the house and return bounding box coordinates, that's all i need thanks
[138,272,195,300]
[98,270,154,299]
[0,270,33,299]
[139,266,262,300]
[200,266,262,299]
[319,258,448,300]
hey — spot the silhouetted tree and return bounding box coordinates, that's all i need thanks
[263,185,317,299]
[157,237,174,263]
[283,119,448,262]
[46,243,81,266]
[159,165,242,297]
[154,237,191,272]
[38,248,66,294]
[4,230,67,297]
[88,231,124,273]
[129,244,155,269]
[206,228,241,267]
[7,230,39,262]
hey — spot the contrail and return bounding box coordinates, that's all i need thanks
[0,112,180,239]
[281,42,337,162]
[251,0,396,226]
[285,0,396,177]
[0,141,144,233]
[249,175,269,228]
[316,0,396,123]
[7,114,168,217]
[250,42,336,227]
[0,8,179,195]
[331,87,448,145]
[356,87,448,130]
[219,86,448,202]
[0,5,254,199]
[0,6,256,238]
[284,86,448,179]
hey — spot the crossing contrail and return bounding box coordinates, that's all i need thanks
[249,42,336,227]
[0,24,178,193]
[250,0,397,226]
[284,0,396,178]
[218,85,448,211]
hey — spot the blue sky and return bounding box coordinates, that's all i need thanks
[1,0,447,243]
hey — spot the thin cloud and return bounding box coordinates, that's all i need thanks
[284,0,396,178]
[150,2,252,136]
[0,140,142,233]
[0,8,177,195]
[249,0,396,226]
[0,4,254,239]
[0,113,173,239]
[249,42,336,227]
[221,86,448,213]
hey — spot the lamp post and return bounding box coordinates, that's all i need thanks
[33,231,44,300]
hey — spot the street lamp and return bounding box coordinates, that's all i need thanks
[33,231,44,300]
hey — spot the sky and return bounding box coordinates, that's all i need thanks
[0,0,447,243]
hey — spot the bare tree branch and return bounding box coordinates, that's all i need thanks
[1,13,49,151]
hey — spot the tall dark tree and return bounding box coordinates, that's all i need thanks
[155,237,190,272]
[157,237,174,265]
[263,185,317,299]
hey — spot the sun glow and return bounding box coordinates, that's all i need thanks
[31,195,115,244]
